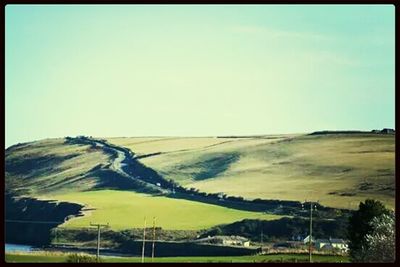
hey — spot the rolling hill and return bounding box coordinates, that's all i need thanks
[5,131,395,234]
[5,137,283,231]
[106,133,395,209]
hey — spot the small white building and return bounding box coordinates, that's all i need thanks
[222,237,250,247]
[303,235,315,244]
[315,238,348,252]
[315,239,331,249]
[243,241,251,247]
[329,238,348,252]
[194,235,251,247]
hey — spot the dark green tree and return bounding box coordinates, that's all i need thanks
[347,199,390,262]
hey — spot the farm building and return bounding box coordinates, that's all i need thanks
[315,238,348,252]
[329,238,348,251]
[303,235,315,244]
[315,239,331,249]
[194,235,250,247]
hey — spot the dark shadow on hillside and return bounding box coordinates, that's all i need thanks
[5,154,80,177]
[176,153,240,180]
[134,152,163,159]
[5,142,34,152]
[5,194,83,246]
[88,168,161,194]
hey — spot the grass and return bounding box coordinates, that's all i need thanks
[108,136,292,185]
[6,133,394,226]
[106,137,235,156]
[5,252,350,263]
[108,134,395,209]
[6,253,67,263]
[41,190,282,230]
[5,138,111,195]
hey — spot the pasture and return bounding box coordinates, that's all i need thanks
[5,252,350,263]
[41,190,282,231]
[107,133,395,209]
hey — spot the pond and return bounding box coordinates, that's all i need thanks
[5,243,35,253]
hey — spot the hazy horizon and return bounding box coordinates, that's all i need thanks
[6,5,395,148]
[6,128,396,149]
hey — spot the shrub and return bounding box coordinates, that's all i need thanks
[66,253,100,263]
[347,199,390,262]
[363,212,395,262]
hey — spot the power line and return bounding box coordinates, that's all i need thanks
[89,222,109,263]
[141,217,147,263]
[151,217,156,262]
[302,200,318,263]
[309,202,313,263]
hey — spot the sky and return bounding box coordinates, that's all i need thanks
[5,5,395,148]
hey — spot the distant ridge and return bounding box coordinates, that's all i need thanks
[216,135,282,139]
[309,128,395,135]
[309,130,367,135]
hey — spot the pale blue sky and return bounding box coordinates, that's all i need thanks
[5,5,395,147]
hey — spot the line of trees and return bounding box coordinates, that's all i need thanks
[200,216,349,242]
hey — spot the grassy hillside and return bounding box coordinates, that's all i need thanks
[107,133,395,209]
[5,132,394,237]
[5,137,283,234]
[107,136,292,184]
[40,190,282,230]
[106,137,233,156]
[5,138,111,195]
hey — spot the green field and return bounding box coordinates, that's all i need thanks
[108,134,395,209]
[5,252,350,263]
[5,253,67,263]
[41,190,282,230]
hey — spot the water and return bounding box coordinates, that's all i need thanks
[5,243,34,253]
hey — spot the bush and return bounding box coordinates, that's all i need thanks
[363,212,395,262]
[66,253,100,263]
[347,199,390,262]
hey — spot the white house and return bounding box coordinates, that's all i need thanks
[315,238,348,252]
[243,241,251,247]
[329,238,348,252]
[303,235,315,244]
[194,235,251,247]
[315,239,331,249]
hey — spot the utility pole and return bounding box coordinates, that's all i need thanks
[151,217,156,262]
[260,228,264,254]
[302,201,317,263]
[90,222,109,263]
[309,202,313,263]
[141,217,147,263]
[54,228,58,245]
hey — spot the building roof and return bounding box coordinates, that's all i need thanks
[195,235,248,243]
[316,239,330,244]
[303,235,315,242]
[329,238,346,244]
